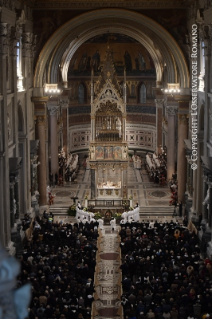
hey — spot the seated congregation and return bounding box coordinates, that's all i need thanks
[119,220,212,319]
[20,212,98,319]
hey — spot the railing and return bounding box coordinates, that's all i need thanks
[88,199,130,208]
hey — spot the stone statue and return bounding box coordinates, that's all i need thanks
[122,145,128,159]
[90,146,95,160]
[0,241,31,319]
[203,188,209,209]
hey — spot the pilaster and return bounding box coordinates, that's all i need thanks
[155,98,164,154]
[47,100,60,181]
[177,114,188,203]
[59,95,69,155]
[33,97,48,207]
[165,103,178,180]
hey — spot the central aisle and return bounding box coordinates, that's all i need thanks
[92,226,123,319]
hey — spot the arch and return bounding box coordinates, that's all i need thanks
[34,9,189,91]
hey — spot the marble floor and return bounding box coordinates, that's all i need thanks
[50,158,175,217]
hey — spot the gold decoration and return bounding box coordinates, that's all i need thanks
[97,100,121,115]
[35,115,46,125]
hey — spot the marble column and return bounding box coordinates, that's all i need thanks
[35,115,47,206]
[122,167,128,199]
[59,98,69,155]
[166,106,177,180]
[91,116,95,141]
[91,168,96,199]
[177,114,188,203]
[123,116,126,141]
[155,99,164,154]
[48,105,59,180]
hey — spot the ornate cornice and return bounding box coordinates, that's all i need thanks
[26,0,188,9]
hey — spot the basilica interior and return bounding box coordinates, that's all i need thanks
[1,0,212,318]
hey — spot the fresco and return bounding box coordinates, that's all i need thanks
[68,41,156,77]
[95,146,104,159]
[85,33,139,43]
[104,146,114,160]
[114,146,122,160]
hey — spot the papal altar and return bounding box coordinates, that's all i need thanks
[97,181,121,198]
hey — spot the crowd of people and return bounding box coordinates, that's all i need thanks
[119,219,212,319]
[145,153,167,186]
[19,211,98,319]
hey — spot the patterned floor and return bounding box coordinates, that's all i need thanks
[49,156,174,217]
[93,226,122,319]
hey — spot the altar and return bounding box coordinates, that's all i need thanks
[97,180,121,198]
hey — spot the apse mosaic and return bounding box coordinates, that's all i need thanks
[68,33,155,77]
